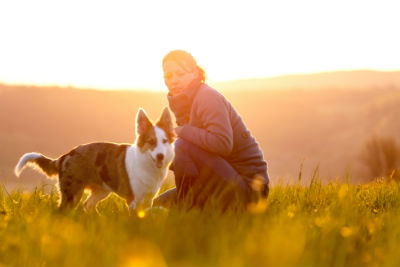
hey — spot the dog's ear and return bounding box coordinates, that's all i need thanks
[156,107,172,129]
[156,107,175,141]
[136,108,152,135]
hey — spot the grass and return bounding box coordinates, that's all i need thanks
[1,178,400,267]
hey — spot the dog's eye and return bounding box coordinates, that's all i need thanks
[162,139,168,144]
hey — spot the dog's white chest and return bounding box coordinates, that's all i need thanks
[124,146,169,203]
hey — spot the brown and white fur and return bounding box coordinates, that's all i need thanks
[14,107,175,213]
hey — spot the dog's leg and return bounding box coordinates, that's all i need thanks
[59,186,84,211]
[84,189,110,212]
[130,193,154,216]
[128,201,137,211]
[143,192,155,209]
[58,174,85,211]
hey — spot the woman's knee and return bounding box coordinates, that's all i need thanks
[173,138,200,183]
[153,188,177,208]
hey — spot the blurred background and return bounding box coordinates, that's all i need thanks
[1,0,399,189]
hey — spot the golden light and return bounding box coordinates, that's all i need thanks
[340,226,353,238]
[137,210,146,219]
[0,0,399,90]
[118,239,167,267]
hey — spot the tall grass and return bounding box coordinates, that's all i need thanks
[1,179,400,267]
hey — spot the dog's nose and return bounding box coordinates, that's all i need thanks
[156,154,164,161]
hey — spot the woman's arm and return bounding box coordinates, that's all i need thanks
[178,92,234,157]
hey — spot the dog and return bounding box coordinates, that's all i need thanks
[14,107,175,213]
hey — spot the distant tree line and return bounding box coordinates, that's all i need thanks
[360,136,400,181]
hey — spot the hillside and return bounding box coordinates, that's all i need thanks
[1,70,400,189]
[213,70,400,91]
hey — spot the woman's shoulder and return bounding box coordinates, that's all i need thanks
[195,83,225,102]
[192,84,232,115]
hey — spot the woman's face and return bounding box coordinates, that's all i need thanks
[163,60,198,95]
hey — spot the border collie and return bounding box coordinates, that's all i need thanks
[14,107,175,213]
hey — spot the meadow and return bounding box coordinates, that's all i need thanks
[1,177,400,267]
[1,72,400,266]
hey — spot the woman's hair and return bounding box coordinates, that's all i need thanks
[162,50,206,83]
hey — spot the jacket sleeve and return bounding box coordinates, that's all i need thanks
[178,92,234,157]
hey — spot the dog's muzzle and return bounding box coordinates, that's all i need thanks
[154,153,164,168]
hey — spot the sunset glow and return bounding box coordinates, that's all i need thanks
[0,0,399,90]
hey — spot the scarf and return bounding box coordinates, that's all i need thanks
[167,80,202,126]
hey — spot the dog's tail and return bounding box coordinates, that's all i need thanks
[14,152,59,178]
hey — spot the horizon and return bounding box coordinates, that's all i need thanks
[1,68,400,92]
[1,0,399,91]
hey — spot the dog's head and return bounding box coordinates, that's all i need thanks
[136,107,175,168]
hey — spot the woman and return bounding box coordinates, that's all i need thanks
[154,50,269,210]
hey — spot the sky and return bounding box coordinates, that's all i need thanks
[0,0,399,91]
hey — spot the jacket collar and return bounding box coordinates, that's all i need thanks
[168,79,202,104]
[167,81,204,126]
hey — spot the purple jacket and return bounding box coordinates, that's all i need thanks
[168,83,268,183]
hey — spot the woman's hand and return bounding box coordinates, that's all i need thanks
[174,126,184,136]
